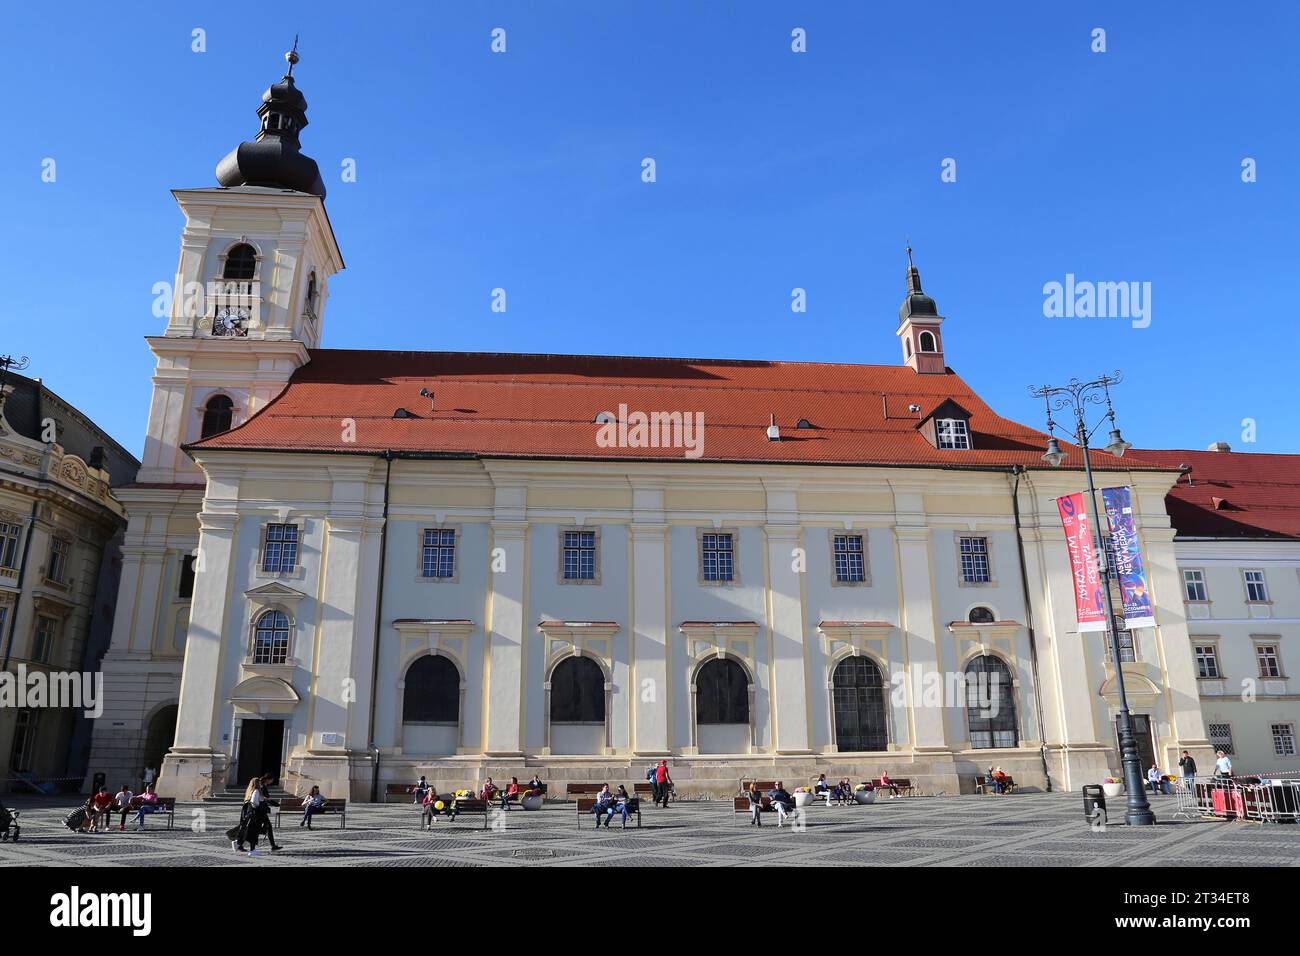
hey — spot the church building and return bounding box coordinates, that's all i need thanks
[87,52,1213,800]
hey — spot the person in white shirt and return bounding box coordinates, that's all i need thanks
[1214,751,1233,777]
[112,784,135,831]
[1146,764,1164,794]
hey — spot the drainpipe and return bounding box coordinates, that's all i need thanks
[1010,465,1053,792]
[367,451,394,803]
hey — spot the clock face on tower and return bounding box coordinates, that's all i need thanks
[212,306,251,337]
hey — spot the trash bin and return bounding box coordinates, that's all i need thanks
[92,772,105,793]
[1082,784,1106,824]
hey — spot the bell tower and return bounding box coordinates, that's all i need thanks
[896,245,946,375]
[137,44,343,484]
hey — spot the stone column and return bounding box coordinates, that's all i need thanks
[630,483,670,755]
[484,480,528,755]
[763,481,811,754]
[159,509,237,797]
[891,506,950,756]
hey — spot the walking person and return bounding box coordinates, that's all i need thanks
[1178,750,1198,792]
[1214,750,1233,777]
[246,774,281,856]
[654,760,672,808]
[646,763,659,806]
[299,786,325,829]
[227,777,260,852]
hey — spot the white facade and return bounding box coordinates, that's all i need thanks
[1179,539,1300,775]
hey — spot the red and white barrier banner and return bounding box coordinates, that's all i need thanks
[1056,492,1107,632]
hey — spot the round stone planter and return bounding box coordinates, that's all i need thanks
[793,791,815,809]
[521,793,544,811]
[854,789,877,805]
[1101,782,1124,798]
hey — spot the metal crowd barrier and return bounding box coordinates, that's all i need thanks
[1175,773,1300,824]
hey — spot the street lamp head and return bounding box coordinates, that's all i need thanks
[1105,428,1132,458]
[1042,437,1067,468]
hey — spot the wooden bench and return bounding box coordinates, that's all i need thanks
[386,783,420,803]
[275,797,347,829]
[566,783,607,799]
[633,783,656,801]
[124,796,176,829]
[732,781,791,820]
[875,777,914,797]
[424,793,490,829]
[975,774,1013,795]
[577,796,642,829]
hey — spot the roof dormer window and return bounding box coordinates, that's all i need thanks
[936,418,970,450]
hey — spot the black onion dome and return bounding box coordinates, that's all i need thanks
[215,51,325,198]
[899,248,940,321]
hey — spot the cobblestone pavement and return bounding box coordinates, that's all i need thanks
[2,791,1296,867]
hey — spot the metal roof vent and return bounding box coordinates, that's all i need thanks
[1207,441,1231,452]
[766,414,780,441]
[796,418,813,429]
[393,407,412,418]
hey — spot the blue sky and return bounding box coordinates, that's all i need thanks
[2,2,1297,458]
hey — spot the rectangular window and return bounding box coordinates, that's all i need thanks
[0,521,21,569]
[936,418,971,450]
[1194,644,1220,679]
[33,616,58,664]
[1272,723,1297,757]
[1256,643,1282,678]
[1183,569,1208,602]
[701,532,734,583]
[261,523,299,574]
[561,530,597,581]
[178,554,196,599]
[47,537,71,583]
[959,536,990,584]
[833,534,866,584]
[421,528,456,579]
[8,709,37,773]
[1208,722,1234,755]
[1244,570,1269,602]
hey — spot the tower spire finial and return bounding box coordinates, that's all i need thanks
[285,34,300,76]
[906,238,914,269]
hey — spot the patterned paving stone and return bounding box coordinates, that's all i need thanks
[2,792,1296,867]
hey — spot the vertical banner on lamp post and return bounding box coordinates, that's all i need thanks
[1056,492,1107,632]
[1101,486,1157,629]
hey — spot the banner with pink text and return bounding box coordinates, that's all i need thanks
[1101,485,1156,629]
[1056,492,1107,632]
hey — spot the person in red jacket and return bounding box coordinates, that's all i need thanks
[90,786,115,831]
[499,777,521,810]
[654,760,673,808]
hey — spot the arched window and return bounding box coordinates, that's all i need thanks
[550,656,605,723]
[306,271,318,312]
[968,605,996,624]
[696,658,749,725]
[832,656,888,751]
[402,655,460,723]
[223,243,257,281]
[252,610,291,665]
[905,338,913,358]
[919,330,937,352]
[200,395,234,438]
[965,655,1018,749]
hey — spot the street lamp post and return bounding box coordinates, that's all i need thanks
[1030,371,1155,826]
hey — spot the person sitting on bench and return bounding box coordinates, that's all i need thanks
[769,781,793,827]
[878,771,901,797]
[592,784,616,829]
[814,774,833,806]
[607,786,633,828]
[300,786,326,828]
[499,777,521,810]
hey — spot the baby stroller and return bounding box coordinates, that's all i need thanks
[0,805,18,842]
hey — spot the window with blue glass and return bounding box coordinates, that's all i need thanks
[701,532,734,582]
[562,530,597,581]
[261,523,299,574]
[421,528,456,579]
[833,534,865,583]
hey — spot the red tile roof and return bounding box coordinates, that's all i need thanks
[192,349,1175,473]
[1126,448,1300,540]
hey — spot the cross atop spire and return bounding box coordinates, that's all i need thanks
[285,35,300,76]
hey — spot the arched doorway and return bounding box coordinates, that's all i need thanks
[832,657,888,752]
[142,704,177,783]
[964,655,1018,748]
[548,655,607,754]
[695,657,751,754]
[401,655,461,754]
